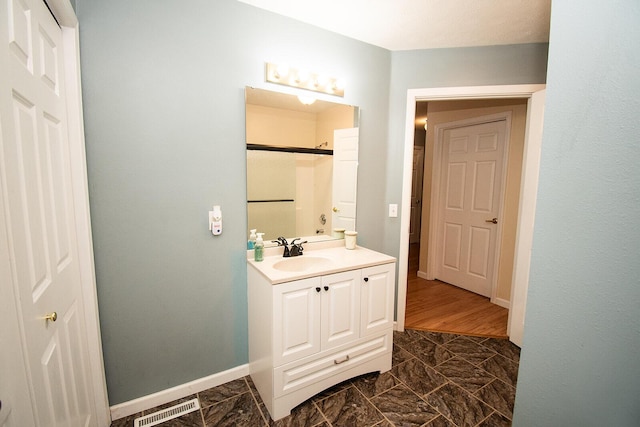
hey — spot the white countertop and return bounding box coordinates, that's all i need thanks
[247,240,396,284]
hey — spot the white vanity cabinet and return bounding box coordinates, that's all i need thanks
[274,270,361,366]
[247,254,395,421]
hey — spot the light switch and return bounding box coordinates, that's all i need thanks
[388,204,398,218]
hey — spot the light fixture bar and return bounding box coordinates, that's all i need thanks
[265,62,344,97]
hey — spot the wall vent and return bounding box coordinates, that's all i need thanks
[133,398,200,427]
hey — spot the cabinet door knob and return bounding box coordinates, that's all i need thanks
[324,286,329,291]
[363,277,369,282]
[315,287,321,292]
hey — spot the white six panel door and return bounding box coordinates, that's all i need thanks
[0,0,96,425]
[437,120,507,297]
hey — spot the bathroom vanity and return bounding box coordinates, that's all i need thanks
[247,240,396,420]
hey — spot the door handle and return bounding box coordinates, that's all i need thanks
[332,207,339,212]
[485,218,498,224]
[43,312,58,322]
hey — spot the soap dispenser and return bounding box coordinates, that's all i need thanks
[254,233,265,262]
[248,229,257,249]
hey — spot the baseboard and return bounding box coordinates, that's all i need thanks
[416,270,429,280]
[492,297,510,309]
[110,363,250,421]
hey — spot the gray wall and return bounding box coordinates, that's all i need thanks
[383,44,549,259]
[512,1,640,425]
[77,0,553,408]
[77,0,390,404]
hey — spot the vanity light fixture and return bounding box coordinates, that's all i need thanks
[265,62,345,97]
[424,118,428,130]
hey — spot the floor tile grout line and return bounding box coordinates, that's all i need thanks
[468,381,513,425]
[437,353,505,389]
[312,399,333,427]
[408,341,504,424]
[196,381,250,410]
[472,379,515,421]
[348,380,395,427]
[199,405,206,427]
[419,381,460,426]
[474,410,500,427]
[385,366,455,425]
[394,379,448,425]
[476,353,518,388]
[242,377,269,426]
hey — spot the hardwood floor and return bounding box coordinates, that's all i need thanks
[404,244,509,338]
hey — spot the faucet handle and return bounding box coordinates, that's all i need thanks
[272,237,288,246]
[272,237,291,257]
[290,239,307,256]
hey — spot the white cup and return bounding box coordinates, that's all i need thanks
[333,228,345,239]
[344,231,357,249]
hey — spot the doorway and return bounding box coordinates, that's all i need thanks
[396,85,547,347]
[407,106,519,336]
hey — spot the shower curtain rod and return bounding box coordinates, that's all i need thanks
[246,144,333,156]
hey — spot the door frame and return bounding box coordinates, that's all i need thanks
[426,112,512,302]
[40,1,110,424]
[396,84,546,340]
[409,145,424,244]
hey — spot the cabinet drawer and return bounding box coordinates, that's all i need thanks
[274,331,391,398]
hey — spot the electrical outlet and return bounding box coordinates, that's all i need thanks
[389,204,398,218]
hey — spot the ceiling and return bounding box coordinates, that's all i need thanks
[237,0,551,51]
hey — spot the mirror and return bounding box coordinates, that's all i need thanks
[245,87,360,245]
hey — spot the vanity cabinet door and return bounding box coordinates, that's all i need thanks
[273,277,322,366]
[321,270,361,351]
[360,263,395,336]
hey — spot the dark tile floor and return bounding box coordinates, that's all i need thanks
[111,329,520,427]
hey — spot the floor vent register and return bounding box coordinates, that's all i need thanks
[133,398,200,427]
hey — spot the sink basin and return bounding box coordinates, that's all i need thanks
[272,256,333,272]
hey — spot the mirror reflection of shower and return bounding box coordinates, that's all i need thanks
[245,87,360,243]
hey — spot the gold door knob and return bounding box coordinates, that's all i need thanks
[485,218,498,224]
[43,312,57,322]
[332,207,339,212]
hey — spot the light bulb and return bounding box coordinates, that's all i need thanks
[275,64,289,80]
[297,69,310,84]
[297,95,316,105]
